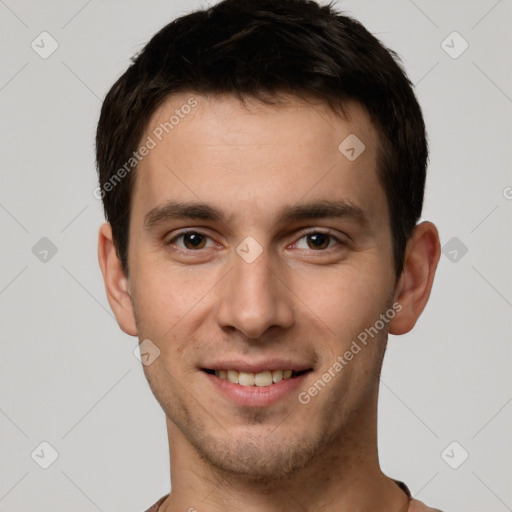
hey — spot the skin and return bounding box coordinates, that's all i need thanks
[98,92,440,512]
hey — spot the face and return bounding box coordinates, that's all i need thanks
[124,93,398,480]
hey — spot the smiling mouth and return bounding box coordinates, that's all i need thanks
[202,368,311,387]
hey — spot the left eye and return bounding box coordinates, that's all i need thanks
[170,232,215,250]
[294,232,340,250]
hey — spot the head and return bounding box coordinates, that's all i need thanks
[97,0,440,483]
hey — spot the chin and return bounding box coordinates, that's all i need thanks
[192,426,332,483]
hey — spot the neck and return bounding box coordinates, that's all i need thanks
[160,394,409,512]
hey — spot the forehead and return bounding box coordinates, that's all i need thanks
[131,92,386,229]
[147,92,378,156]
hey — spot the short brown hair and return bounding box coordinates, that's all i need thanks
[96,0,428,277]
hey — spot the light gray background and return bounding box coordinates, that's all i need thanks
[1,0,511,511]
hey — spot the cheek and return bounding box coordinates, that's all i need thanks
[129,263,218,348]
[292,262,393,340]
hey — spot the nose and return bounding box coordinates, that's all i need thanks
[215,247,295,339]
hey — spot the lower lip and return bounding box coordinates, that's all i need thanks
[203,371,310,407]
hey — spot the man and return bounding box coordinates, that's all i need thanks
[96,1,443,510]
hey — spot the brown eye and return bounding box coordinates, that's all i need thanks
[182,232,207,249]
[306,233,331,250]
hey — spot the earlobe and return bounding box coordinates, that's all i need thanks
[97,223,138,336]
[389,221,441,335]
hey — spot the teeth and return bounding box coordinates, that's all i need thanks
[227,370,239,384]
[214,369,298,387]
[238,371,255,386]
[272,369,283,383]
[254,371,272,387]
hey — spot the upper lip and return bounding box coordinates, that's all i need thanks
[202,359,313,374]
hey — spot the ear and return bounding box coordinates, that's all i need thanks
[389,221,441,335]
[97,222,138,336]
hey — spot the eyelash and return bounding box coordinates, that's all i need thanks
[166,229,345,253]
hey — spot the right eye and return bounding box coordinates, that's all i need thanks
[166,231,215,251]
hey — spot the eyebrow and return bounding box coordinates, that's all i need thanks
[143,199,370,229]
[144,201,224,229]
[276,199,370,226]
